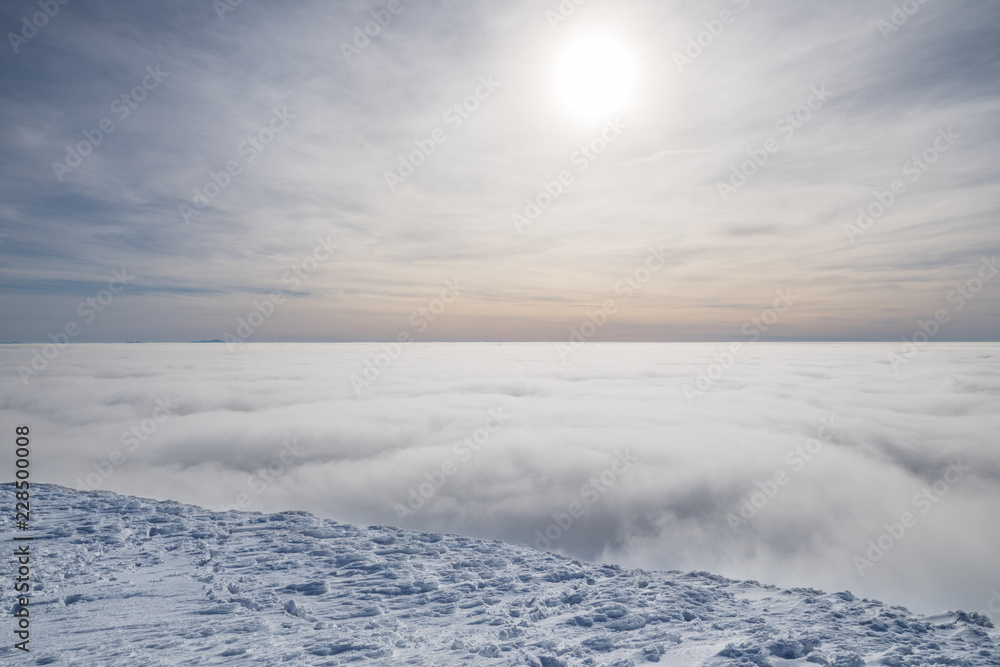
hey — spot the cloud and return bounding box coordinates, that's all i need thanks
[3,342,999,616]
[1,0,999,341]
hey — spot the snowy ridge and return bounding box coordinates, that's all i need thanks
[1,484,996,666]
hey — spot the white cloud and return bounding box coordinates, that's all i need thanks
[2,342,998,616]
[1,0,999,341]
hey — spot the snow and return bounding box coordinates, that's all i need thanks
[2,484,997,666]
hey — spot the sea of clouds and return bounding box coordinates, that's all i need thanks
[2,342,998,617]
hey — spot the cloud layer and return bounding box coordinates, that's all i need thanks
[3,342,998,616]
[1,0,999,341]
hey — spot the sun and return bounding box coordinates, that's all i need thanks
[554,34,636,120]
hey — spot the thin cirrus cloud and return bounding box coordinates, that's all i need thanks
[0,0,998,342]
[3,343,998,617]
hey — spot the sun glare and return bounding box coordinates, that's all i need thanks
[555,34,636,120]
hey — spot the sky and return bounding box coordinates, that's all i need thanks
[1,0,999,343]
[3,342,998,617]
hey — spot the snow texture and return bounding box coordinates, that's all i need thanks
[2,484,997,666]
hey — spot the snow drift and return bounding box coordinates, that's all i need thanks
[1,484,996,666]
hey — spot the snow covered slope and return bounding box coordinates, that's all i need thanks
[1,484,996,666]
